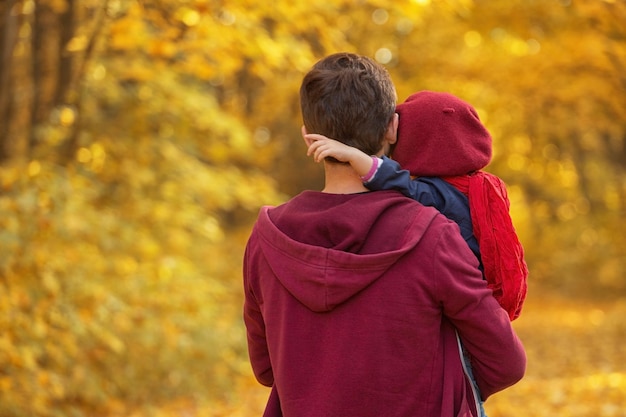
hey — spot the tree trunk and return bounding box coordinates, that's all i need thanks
[0,0,18,162]
[56,0,74,106]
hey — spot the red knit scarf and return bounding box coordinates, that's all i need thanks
[443,172,528,321]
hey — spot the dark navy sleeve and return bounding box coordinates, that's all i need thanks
[366,156,483,269]
[366,156,442,206]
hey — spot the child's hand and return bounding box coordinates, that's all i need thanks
[305,133,376,178]
[305,134,357,163]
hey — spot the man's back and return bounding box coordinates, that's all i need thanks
[243,190,525,417]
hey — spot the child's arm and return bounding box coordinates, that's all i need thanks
[371,158,481,262]
[305,134,377,179]
[366,156,443,204]
[305,133,440,202]
[305,133,481,265]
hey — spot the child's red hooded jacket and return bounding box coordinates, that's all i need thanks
[243,190,525,417]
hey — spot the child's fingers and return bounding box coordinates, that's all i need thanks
[307,138,331,155]
[312,145,325,162]
[306,140,323,157]
[305,133,328,142]
[305,134,336,162]
[307,141,328,163]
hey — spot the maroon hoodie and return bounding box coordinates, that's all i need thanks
[243,190,525,417]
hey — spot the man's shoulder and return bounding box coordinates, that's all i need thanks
[377,192,455,231]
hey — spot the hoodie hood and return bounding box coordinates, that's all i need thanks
[253,191,438,312]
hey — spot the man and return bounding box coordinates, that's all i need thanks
[243,52,526,417]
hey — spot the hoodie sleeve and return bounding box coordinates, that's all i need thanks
[243,233,274,387]
[432,222,526,399]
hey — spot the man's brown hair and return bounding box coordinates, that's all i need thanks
[300,52,396,157]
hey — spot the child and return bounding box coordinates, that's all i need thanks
[306,90,529,415]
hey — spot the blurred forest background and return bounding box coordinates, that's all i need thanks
[0,0,625,416]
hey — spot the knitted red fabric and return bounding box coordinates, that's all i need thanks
[444,173,528,321]
[394,91,492,176]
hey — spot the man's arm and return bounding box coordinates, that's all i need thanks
[433,223,526,398]
[243,235,274,387]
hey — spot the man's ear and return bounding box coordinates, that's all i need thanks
[301,125,314,147]
[384,113,399,145]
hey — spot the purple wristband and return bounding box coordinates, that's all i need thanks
[360,156,380,182]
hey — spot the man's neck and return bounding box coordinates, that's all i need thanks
[321,163,369,194]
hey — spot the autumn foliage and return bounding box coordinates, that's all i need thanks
[0,0,624,416]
